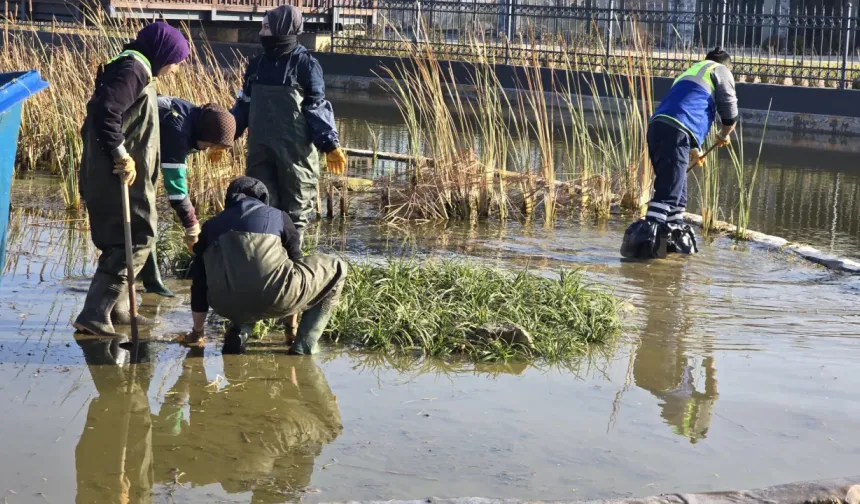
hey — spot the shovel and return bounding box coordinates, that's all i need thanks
[120,183,140,359]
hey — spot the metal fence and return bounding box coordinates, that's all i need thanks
[331,0,860,88]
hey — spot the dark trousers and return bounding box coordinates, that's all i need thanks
[646,121,691,222]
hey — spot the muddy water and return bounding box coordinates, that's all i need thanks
[2,201,860,503]
[331,89,860,259]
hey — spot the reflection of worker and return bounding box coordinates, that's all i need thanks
[75,22,189,336]
[74,336,154,503]
[186,177,347,354]
[152,352,342,501]
[231,5,346,237]
[619,260,718,443]
[137,96,237,299]
[621,47,738,259]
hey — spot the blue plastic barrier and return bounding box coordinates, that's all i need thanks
[0,70,49,279]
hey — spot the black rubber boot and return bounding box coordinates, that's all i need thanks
[73,272,123,336]
[141,248,174,298]
[223,322,252,355]
[620,219,670,259]
[666,223,699,254]
[111,285,155,326]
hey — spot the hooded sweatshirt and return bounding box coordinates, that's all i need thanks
[231,5,339,153]
[190,177,303,315]
[86,22,189,160]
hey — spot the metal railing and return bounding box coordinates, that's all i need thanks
[331,0,860,88]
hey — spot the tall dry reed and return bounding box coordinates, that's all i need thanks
[374,13,660,223]
[0,14,245,212]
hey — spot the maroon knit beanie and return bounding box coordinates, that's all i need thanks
[195,103,236,147]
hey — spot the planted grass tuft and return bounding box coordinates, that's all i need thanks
[326,259,622,363]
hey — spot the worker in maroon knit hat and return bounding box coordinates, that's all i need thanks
[135,95,236,299]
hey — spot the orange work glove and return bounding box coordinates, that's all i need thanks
[689,148,705,167]
[326,147,346,175]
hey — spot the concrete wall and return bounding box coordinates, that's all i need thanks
[305,51,860,138]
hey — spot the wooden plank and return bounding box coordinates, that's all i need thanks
[343,147,433,165]
[23,0,377,19]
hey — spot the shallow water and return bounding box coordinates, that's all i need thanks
[2,209,860,503]
[331,89,860,259]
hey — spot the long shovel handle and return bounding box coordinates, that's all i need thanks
[120,182,139,359]
[686,143,720,173]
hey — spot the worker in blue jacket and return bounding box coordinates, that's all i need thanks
[231,5,346,239]
[138,96,236,298]
[621,47,738,259]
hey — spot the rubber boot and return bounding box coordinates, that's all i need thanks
[289,296,337,355]
[223,322,252,355]
[141,248,174,297]
[73,272,124,336]
[111,284,155,326]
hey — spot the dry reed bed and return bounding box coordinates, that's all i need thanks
[3,16,760,237]
[3,16,659,226]
[377,27,658,225]
[1,17,246,216]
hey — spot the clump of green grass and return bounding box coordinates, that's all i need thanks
[326,259,622,363]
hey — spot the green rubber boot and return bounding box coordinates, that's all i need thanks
[111,284,155,326]
[141,248,174,298]
[73,272,123,337]
[289,296,337,356]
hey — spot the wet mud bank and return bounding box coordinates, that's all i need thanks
[330,477,860,504]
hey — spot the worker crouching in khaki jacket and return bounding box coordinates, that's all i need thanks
[186,176,346,354]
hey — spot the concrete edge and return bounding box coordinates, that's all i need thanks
[323,477,860,504]
[683,213,860,273]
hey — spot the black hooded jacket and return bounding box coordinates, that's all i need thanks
[190,177,302,313]
[230,5,339,153]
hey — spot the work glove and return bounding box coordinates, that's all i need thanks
[326,147,347,176]
[113,155,136,186]
[689,148,705,167]
[716,134,730,148]
[206,146,227,164]
[183,223,200,252]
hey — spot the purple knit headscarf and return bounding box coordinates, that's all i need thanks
[134,22,190,75]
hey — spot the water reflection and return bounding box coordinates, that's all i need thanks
[74,336,155,503]
[619,259,718,444]
[72,337,342,502]
[152,352,342,502]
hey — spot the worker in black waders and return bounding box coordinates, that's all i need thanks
[136,96,237,298]
[184,177,347,355]
[231,4,346,239]
[74,22,190,336]
[621,47,738,260]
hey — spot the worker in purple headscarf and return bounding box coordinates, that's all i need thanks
[75,22,190,337]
